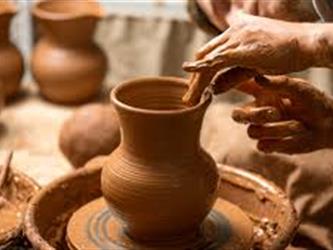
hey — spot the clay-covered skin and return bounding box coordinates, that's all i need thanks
[182,12,319,104]
[183,12,317,76]
[59,104,120,168]
[31,0,107,104]
[102,77,219,242]
[0,2,24,99]
[214,69,333,154]
[196,0,318,32]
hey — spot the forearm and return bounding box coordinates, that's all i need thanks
[187,0,221,36]
[305,23,333,68]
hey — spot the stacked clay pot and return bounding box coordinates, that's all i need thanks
[0,1,24,99]
[31,0,108,104]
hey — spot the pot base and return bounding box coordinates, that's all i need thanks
[66,197,253,250]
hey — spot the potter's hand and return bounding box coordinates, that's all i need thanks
[215,70,333,154]
[183,12,316,75]
[197,0,317,31]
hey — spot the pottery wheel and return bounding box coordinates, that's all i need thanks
[66,197,253,250]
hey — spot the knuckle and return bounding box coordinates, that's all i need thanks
[247,125,260,139]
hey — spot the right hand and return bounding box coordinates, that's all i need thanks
[184,12,316,76]
[197,0,318,31]
[213,68,333,154]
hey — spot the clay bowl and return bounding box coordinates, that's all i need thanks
[24,164,298,250]
[0,168,40,248]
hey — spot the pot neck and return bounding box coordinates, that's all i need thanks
[118,109,207,161]
[37,18,98,47]
[33,0,104,47]
[111,78,211,161]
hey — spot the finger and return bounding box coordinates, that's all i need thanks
[255,75,312,100]
[232,106,281,124]
[187,73,199,87]
[213,67,259,94]
[248,120,307,140]
[183,68,218,105]
[196,27,233,59]
[183,49,238,72]
[257,134,314,154]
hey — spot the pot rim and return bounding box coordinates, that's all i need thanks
[111,76,213,116]
[32,0,106,22]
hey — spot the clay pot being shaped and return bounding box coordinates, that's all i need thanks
[59,103,120,168]
[0,1,24,99]
[31,0,108,104]
[101,77,219,243]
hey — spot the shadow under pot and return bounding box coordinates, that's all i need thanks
[0,1,24,99]
[31,0,108,105]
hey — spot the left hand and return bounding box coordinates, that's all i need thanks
[214,68,333,154]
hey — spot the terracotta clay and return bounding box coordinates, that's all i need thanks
[66,196,253,250]
[102,77,219,243]
[59,104,120,168]
[24,164,298,250]
[0,1,24,99]
[31,0,108,104]
[0,152,40,248]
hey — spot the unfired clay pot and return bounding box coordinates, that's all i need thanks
[0,1,24,99]
[31,0,108,104]
[101,77,219,242]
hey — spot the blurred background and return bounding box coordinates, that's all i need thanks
[11,0,208,86]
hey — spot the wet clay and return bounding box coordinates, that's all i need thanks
[59,104,120,168]
[101,77,219,242]
[25,164,298,250]
[31,0,108,104]
[0,153,40,246]
[0,1,24,99]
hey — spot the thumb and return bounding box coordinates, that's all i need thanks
[213,67,259,95]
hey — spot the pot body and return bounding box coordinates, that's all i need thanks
[31,0,107,104]
[101,77,219,242]
[0,13,24,99]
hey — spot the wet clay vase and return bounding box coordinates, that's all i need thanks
[101,77,219,244]
[0,1,24,99]
[31,0,108,104]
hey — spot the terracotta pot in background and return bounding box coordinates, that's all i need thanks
[31,0,108,104]
[0,1,24,99]
[101,77,219,242]
[59,103,120,168]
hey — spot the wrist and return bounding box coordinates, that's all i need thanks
[302,23,333,68]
